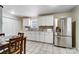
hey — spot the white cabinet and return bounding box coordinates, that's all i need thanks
[25,31,53,44]
[38,17,41,26]
[38,16,45,26]
[41,16,46,26]
[49,32,53,43]
[39,32,45,42]
[45,32,53,44]
[38,15,53,26]
[45,32,48,43]
[30,31,40,41]
[46,16,53,26]
[25,31,31,40]
[39,31,53,44]
[26,31,39,41]
[30,31,36,41]
[35,31,40,41]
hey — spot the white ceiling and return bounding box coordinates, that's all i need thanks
[3,5,76,17]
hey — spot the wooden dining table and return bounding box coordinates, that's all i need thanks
[0,35,26,54]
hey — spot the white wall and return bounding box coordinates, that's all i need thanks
[72,6,79,50]
[53,12,74,22]
[0,7,2,32]
[2,13,22,36]
[54,12,72,18]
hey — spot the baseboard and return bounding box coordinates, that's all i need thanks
[54,45,72,49]
[27,40,53,45]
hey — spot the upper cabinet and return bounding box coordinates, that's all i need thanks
[38,15,54,26]
[38,16,45,26]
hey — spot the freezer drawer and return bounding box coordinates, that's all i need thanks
[54,36,72,48]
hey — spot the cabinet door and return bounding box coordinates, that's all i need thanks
[38,16,46,26]
[38,17,42,26]
[38,15,53,26]
[25,31,31,40]
[42,16,46,26]
[39,32,45,42]
[32,31,36,41]
[44,32,48,43]
[45,32,53,43]
[45,16,53,26]
[38,17,41,26]
[35,31,40,41]
[29,32,33,40]
[49,32,53,43]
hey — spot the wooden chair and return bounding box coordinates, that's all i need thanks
[8,36,23,54]
[18,32,24,37]
[0,43,9,54]
[23,37,26,54]
[18,32,26,54]
[0,33,5,36]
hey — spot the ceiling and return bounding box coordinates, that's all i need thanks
[3,5,76,17]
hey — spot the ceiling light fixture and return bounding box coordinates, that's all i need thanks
[10,11,15,14]
[10,9,15,14]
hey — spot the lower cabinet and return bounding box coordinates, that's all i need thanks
[30,31,36,41]
[45,32,53,44]
[25,31,31,40]
[25,31,53,44]
[35,31,40,41]
[39,32,45,42]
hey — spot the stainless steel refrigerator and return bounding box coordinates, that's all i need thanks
[54,17,72,48]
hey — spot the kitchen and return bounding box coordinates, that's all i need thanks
[23,13,72,48]
[0,5,79,54]
[23,15,53,44]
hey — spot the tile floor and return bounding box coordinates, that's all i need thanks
[26,41,79,54]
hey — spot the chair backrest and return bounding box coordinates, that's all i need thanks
[0,33,5,36]
[18,32,26,54]
[9,36,23,54]
[18,32,24,37]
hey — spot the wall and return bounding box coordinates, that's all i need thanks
[53,12,74,22]
[72,6,79,50]
[71,7,77,22]
[0,7,2,32]
[54,12,72,18]
[2,13,22,36]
